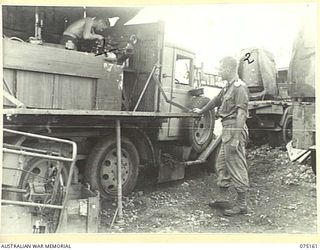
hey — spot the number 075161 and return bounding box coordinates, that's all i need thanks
[300,244,318,249]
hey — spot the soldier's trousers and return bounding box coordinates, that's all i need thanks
[216,123,249,192]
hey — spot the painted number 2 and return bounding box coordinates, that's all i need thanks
[244,52,254,64]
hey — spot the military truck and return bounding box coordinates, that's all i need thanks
[236,48,293,146]
[237,20,315,173]
[2,5,221,214]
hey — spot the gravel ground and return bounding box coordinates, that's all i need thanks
[98,144,317,234]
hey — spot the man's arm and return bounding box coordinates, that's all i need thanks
[193,89,223,114]
[83,19,103,40]
[230,85,249,145]
[233,108,247,141]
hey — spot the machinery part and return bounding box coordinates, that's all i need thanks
[19,158,68,201]
[19,158,68,233]
[85,136,139,200]
[282,115,293,145]
[20,158,68,233]
[2,129,77,234]
[205,141,221,173]
[183,96,215,153]
[8,36,25,42]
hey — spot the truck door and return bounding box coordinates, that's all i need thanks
[158,45,194,140]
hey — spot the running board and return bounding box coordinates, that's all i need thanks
[183,135,222,167]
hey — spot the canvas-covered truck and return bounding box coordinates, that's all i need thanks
[237,17,316,173]
[1,6,222,233]
[237,48,293,146]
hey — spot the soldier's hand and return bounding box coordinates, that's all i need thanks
[193,108,202,114]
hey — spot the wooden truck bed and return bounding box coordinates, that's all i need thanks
[3,108,196,118]
[3,39,122,111]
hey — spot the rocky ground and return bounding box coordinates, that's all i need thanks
[99,144,317,234]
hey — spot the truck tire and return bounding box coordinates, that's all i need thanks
[183,96,215,153]
[85,136,139,200]
[282,115,293,145]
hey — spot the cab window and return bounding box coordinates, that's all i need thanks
[175,54,192,85]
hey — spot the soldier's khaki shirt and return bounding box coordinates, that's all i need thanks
[215,79,249,121]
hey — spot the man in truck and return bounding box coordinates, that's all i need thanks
[60,17,110,50]
[193,56,250,216]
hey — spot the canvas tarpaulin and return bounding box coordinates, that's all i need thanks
[238,48,277,98]
[287,19,315,98]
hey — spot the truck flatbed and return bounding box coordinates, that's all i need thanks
[3,108,199,118]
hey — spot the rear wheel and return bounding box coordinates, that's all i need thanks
[85,136,139,200]
[282,115,293,144]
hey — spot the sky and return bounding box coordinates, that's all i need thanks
[127,3,317,72]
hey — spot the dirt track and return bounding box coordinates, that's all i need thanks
[99,144,317,233]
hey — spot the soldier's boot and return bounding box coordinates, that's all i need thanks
[208,187,232,209]
[223,191,248,216]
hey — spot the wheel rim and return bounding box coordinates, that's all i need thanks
[192,112,213,145]
[283,116,293,144]
[99,148,131,195]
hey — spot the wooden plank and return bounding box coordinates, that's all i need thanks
[87,196,100,233]
[3,39,107,79]
[53,75,95,110]
[3,90,25,108]
[3,108,199,118]
[3,69,16,106]
[16,70,54,108]
[292,102,315,149]
[133,75,156,112]
[95,63,122,111]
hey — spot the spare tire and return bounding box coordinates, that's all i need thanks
[183,96,215,153]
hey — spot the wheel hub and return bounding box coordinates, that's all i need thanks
[193,112,213,145]
[100,149,130,193]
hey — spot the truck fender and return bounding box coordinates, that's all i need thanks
[279,106,293,127]
[122,125,157,168]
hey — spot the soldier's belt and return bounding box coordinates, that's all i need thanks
[221,118,236,126]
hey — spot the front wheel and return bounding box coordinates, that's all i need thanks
[85,136,139,200]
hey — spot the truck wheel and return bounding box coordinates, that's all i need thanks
[282,115,293,144]
[184,96,215,153]
[85,136,139,200]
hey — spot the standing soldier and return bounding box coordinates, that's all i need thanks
[193,56,250,216]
